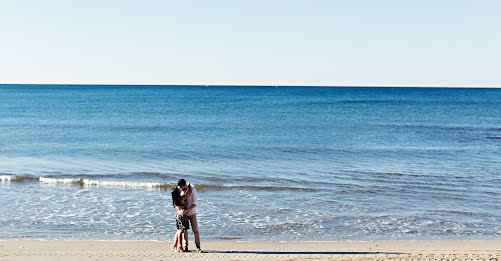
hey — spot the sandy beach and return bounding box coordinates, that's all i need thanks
[0,240,500,261]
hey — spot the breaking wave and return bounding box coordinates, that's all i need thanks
[1,175,316,192]
[0,175,39,182]
[38,177,173,190]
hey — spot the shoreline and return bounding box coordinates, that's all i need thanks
[1,240,500,260]
[3,239,501,242]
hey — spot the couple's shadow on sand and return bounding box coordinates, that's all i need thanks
[205,250,404,255]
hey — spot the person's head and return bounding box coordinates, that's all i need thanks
[178,179,187,191]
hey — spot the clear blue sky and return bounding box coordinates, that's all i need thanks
[1,0,500,87]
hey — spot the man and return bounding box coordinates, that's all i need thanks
[178,179,202,253]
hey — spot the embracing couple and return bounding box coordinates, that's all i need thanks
[171,179,202,253]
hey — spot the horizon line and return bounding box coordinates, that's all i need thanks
[1,83,500,89]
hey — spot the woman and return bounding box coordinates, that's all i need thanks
[171,184,191,252]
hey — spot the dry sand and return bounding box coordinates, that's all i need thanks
[0,240,500,261]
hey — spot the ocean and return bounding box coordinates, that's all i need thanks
[1,85,500,241]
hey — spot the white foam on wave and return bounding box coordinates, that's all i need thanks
[0,175,12,182]
[82,179,169,189]
[39,177,170,190]
[39,177,82,184]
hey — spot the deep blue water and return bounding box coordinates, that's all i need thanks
[1,85,500,241]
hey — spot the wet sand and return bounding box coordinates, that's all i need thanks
[1,240,500,260]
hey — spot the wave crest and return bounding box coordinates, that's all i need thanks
[39,177,173,190]
[1,175,315,192]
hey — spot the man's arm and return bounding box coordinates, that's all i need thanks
[186,203,197,213]
[183,186,198,214]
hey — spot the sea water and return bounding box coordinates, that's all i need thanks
[0,85,500,241]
